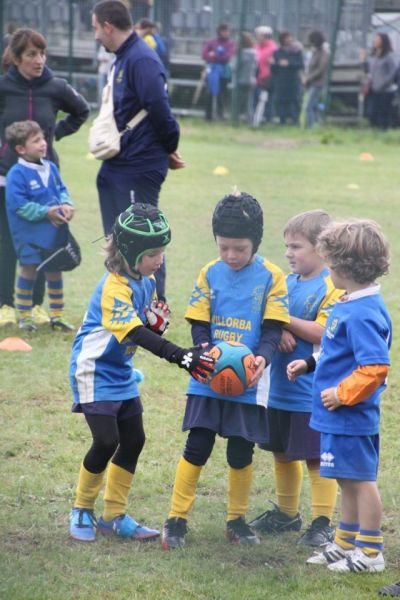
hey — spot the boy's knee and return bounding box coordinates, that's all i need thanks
[227,438,254,469]
[183,428,215,466]
[19,265,36,280]
[124,431,145,456]
[94,434,119,459]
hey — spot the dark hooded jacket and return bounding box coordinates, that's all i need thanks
[0,64,89,176]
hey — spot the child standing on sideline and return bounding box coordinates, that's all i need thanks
[5,120,75,332]
[161,191,290,550]
[69,203,214,542]
[250,210,342,546]
[288,219,391,573]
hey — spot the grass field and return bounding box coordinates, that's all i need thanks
[1,120,400,600]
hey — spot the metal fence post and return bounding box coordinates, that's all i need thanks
[68,0,76,84]
[323,0,344,114]
[231,0,246,124]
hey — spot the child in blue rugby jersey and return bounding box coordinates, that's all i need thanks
[69,203,214,543]
[5,120,75,331]
[161,191,290,550]
[288,219,391,574]
[250,210,342,546]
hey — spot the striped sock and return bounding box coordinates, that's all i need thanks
[335,521,359,550]
[356,529,384,556]
[47,275,64,318]
[15,275,34,318]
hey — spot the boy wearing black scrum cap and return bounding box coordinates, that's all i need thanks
[162,190,290,550]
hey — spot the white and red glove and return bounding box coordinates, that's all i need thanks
[145,300,170,335]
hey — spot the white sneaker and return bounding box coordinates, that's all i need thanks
[328,547,385,573]
[307,541,352,565]
[0,304,16,326]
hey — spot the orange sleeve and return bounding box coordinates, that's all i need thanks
[336,364,390,406]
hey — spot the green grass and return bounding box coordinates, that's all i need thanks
[1,120,400,599]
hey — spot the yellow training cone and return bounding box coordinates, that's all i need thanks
[213,165,229,176]
[359,152,374,161]
[347,183,360,190]
[0,337,32,352]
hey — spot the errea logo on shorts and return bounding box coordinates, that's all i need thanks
[320,452,335,468]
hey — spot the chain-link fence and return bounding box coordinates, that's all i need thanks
[2,0,375,119]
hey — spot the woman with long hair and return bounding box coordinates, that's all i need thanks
[363,32,398,129]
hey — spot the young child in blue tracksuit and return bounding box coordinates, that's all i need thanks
[5,120,75,332]
[161,191,290,550]
[250,210,342,546]
[288,219,391,574]
[69,203,214,543]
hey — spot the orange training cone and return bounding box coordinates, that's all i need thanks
[359,152,374,161]
[0,337,33,352]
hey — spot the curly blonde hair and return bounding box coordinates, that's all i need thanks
[316,219,390,284]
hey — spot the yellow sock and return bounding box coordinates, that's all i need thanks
[169,457,202,519]
[74,463,105,510]
[308,467,338,520]
[227,464,253,521]
[103,463,134,521]
[274,460,303,518]
[356,529,383,556]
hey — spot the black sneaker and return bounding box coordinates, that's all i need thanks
[161,517,187,550]
[50,316,75,332]
[248,502,302,534]
[297,516,335,547]
[226,517,260,545]
[379,582,400,597]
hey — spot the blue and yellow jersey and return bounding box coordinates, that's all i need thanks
[6,158,71,254]
[185,255,290,406]
[269,269,341,412]
[310,286,392,436]
[69,271,156,404]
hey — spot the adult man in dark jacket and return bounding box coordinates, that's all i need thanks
[92,1,184,300]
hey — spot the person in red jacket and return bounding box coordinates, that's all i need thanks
[254,26,277,124]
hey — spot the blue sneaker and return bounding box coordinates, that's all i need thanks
[98,514,160,540]
[69,508,97,542]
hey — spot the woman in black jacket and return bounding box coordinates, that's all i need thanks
[0,28,89,327]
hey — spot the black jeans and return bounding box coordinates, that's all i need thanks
[370,91,395,129]
[0,187,45,307]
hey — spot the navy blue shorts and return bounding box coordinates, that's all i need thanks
[182,394,269,444]
[259,407,320,460]
[320,433,380,481]
[71,397,143,421]
[97,166,167,235]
